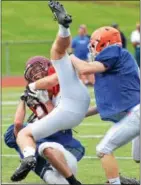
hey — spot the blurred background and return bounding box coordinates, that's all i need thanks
[2,1,140,184]
[2,1,140,76]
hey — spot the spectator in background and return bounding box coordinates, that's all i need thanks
[131,23,140,67]
[71,24,94,86]
[111,23,127,48]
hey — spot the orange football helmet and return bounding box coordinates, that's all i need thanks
[90,26,122,56]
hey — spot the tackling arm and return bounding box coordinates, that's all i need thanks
[14,100,26,137]
[70,54,107,74]
[85,106,99,117]
[28,73,58,92]
[34,73,58,90]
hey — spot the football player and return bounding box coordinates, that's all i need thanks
[86,109,140,185]
[8,56,85,184]
[70,26,140,184]
[5,124,84,184]
[132,136,140,163]
[11,1,90,183]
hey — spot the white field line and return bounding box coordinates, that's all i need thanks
[1,154,132,160]
[2,118,13,121]
[2,91,94,97]
[1,182,28,185]
[1,122,111,127]
[2,183,51,185]
[2,101,19,105]
[83,156,133,160]
[1,134,103,139]
[2,92,22,97]
[2,107,17,111]
[78,135,103,138]
[2,98,95,106]
[2,115,13,118]
[91,99,95,103]
[81,122,111,126]
[2,183,33,185]
[2,115,30,122]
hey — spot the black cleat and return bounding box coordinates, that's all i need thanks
[11,156,36,182]
[120,175,140,185]
[106,175,140,185]
[48,0,72,28]
[75,180,82,185]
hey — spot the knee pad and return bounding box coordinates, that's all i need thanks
[96,144,112,158]
[38,142,65,158]
[96,150,105,159]
[43,170,69,184]
[65,151,77,175]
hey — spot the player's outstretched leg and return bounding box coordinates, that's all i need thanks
[96,104,140,185]
[48,0,72,28]
[10,2,87,184]
[48,0,90,108]
[48,0,72,60]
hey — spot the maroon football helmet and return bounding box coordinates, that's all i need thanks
[24,56,51,82]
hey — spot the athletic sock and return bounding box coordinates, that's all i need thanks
[108,177,121,184]
[66,174,80,185]
[58,24,70,38]
[23,146,36,158]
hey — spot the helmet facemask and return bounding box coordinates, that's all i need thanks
[89,39,101,61]
[24,62,48,83]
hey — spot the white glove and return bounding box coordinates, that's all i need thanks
[36,90,49,104]
[27,83,37,98]
[27,83,49,104]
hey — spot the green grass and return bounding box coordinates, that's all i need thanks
[1,2,140,182]
[2,87,140,184]
[2,1,140,75]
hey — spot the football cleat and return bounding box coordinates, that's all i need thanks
[11,156,36,182]
[75,180,82,185]
[120,174,140,185]
[48,0,72,28]
[106,175,140,185]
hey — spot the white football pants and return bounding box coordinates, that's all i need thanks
[29,53,90,140]
[96,104,140,155]
[132,136,140,162]
[38,142,77,184]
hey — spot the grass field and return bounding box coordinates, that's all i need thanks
[2,0,140,183]
[2,1,140,75]
[2,87,140,184]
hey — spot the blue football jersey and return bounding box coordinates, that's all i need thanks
[4,124,83,158]
[4,124,85,179]
[94,45,140,121]
[72,36,90,60]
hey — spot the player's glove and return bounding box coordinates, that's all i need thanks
[26,83,37,99]
[20,88,40,108]
[26,84,49,104]
[35,90,49,104]
[26,94,39,108]
[20,90,28,102]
